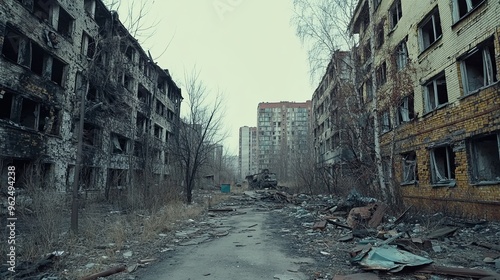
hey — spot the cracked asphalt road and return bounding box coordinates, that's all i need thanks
[138,206,314,280]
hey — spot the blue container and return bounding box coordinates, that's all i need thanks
[220,184,230,193]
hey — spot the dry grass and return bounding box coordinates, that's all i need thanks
[141,201,204,240]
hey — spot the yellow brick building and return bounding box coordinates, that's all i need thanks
[350,0,500,219]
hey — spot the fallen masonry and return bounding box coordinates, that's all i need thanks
[242,188,500,279]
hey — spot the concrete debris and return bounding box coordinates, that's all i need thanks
[312,220,327,231]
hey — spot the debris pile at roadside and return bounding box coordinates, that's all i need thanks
[246,188,500,279]
[3,187,499,280]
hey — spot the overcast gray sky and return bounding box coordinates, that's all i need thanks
[116,0,315,155]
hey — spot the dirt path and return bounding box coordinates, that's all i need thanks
[137,206,314,280]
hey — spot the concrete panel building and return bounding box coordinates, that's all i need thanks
[257,101,312,181]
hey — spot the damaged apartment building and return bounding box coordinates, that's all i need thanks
[346,0,499,219]
[0,0,182,196]
[314,0,500,220]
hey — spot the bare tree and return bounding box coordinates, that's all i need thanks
[291,0,357,83]
[170,69,227,203]
[102,0,159,42]
[292,0,391,200]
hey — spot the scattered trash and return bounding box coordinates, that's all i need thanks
[426,226,458,239]
[354,245,433,272]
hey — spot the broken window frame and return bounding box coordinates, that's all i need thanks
[19,98,39,129]
[124,74,133,92]
[418,7,442,52]
[452,0,485,23]
[135,112,150,136]
[33,0,51,22]
[0,90,60,134]
[401,151,417,185]
[459,37,497,96]
[81,32,96,59]
[111,133,129,154]
[2,27,67,86]
[395,38,408,71]
[375,20,385,49]
[429,145,456,186]
[389,0,403,30]
[376,62,387,87]
[155,99,165,116]
[137,84,151,104]
[0,91,14,120]
[82,123,100,147]
[423,72,448,113]
[397,95,415,125]
[468,132,500,185]
[55,5,74,39]
[153,124,163,140]
[38,104,60,135]
[380,109,391,133]
[365,78,374,102]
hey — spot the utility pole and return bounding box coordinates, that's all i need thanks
[71,74,87,234]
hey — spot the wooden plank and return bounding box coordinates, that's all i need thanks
[368,203,388,228]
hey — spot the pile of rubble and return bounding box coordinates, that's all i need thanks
[3,188,499,280]
[253,189,500,279]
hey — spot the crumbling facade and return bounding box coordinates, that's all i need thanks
[0,0,182,197]
[312,51,355,168]
[347,0,500,219]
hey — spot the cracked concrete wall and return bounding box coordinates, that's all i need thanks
[0,0,182,196]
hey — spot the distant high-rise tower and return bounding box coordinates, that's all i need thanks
[257,101,312,181]
[238,126,257,180]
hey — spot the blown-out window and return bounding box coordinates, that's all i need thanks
[401,151,417,184]
[452,0,485,23]
[468,133,500,184]
[430,146,456,186]
[423,72,448,113]
[460,37,497,96]
[418,7,442,52]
